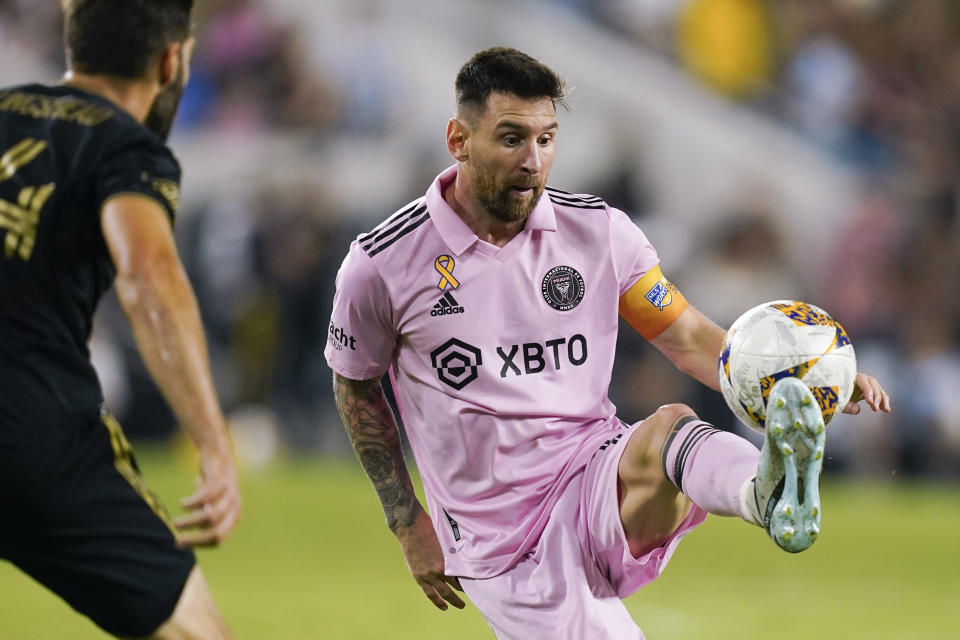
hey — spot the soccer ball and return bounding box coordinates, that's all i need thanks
[718,300,857,433]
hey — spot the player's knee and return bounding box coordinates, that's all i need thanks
[648,403,697,446]
[629,404,698,460]
[653,403,696,425]
[621,404,697,480]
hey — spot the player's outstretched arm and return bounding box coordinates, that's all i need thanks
[102,195,241,548]
[333,373,465,611]
[648,306,727,390]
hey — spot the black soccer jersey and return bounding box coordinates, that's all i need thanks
[0,84,181,432]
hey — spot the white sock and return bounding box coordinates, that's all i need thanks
[739,475,762,527]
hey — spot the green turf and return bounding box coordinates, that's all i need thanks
[1,447,957,639]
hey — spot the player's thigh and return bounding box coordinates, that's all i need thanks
[150,566,232,640]
[617,403,697,556]
[0,411,195,639]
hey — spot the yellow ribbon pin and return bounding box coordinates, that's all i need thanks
[435,254,460,290]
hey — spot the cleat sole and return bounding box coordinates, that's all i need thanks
[759,377,827,553]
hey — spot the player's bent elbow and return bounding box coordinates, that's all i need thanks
[669,352,701,379]
[113,256,183,317]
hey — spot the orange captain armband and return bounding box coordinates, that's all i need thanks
[619,265,689,340]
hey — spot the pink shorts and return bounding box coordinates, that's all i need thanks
[461,422,708,639]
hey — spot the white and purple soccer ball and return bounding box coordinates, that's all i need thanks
[718,300,857,433]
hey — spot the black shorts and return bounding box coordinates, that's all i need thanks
[0,409,195,637]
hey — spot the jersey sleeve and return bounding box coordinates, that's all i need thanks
[324,244,398,380]
[609,207,689,340]
[95,132,181,223]
[608,206,660,295]
[618,265,689,340]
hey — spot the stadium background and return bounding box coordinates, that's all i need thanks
[1,0,957,637]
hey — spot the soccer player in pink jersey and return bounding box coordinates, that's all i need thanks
[326,47,892,638]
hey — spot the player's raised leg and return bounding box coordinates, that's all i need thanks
[618,404,762,557]
[149,567,233,640]
[619,388,828,555]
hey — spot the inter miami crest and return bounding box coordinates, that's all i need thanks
[541,265,584,311]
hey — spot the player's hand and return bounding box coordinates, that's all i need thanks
[842,372,892,415]
[174,448,242,547]
[395,510,465,611]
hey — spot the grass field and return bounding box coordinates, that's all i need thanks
[1,447,958,639]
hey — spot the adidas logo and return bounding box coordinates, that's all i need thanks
[431,292,465,317]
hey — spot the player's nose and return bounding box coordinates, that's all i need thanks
[519,140,543,174]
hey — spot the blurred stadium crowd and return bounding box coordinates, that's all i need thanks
[0,0,957,477]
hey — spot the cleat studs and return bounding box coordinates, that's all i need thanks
[817,424,824,434]
[814,448,823,460]
[782,528,795,541]
[802,395,813,406]
[795,419,804,429]
[773,425,784,437]
[775,397,786,408]
[809,525,820,538]
[812,506,819,517]
[784,505,792,516]
[782,444,793,455]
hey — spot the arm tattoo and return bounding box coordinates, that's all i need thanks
[333,373,422,532]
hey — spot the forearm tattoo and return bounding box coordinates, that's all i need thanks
[333,373,422,531]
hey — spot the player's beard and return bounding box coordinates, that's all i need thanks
[470,163,544,224]
[144,54,186,142]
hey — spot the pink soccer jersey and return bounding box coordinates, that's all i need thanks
[325,165,665,578]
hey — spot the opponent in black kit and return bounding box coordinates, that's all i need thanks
[0,2,240,638]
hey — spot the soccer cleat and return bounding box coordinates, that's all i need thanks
[754,376,827,553]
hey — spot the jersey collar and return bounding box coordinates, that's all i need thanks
[426,165,557,256]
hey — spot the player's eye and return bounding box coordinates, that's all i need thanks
[538,134,553,147]
[502,135,521,146]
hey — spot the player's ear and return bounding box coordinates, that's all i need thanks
[446,117,469,163]
[157,41,183,88]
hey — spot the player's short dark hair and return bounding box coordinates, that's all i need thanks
[455,47,567,118]
[65,0,193,79]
